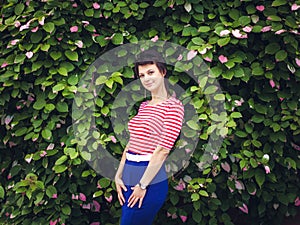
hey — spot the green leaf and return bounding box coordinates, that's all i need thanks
[192,210,202,223]
[42,128,52,140]
[112,33,124,45]
[50,51,62,61]
[0,185,5,199]
[46,185,57,198]
[55,155,68,165]
[62,204,71,215]
[191,193,200,201]
[265,43,280,54]
[33,94,46,110]
[53,165,68,173]
[43,22,55,33]
[255,169,265,188]
[217,37,231,47]
[199,190,209,197]
[57,67,68,76]
[52,83,65,93]
[275,50,287,61]
[56,102,68,112]
[65,50,78,61]
[153,0,167,7]
[272,0,287,7]
[14,4,25,15]
[187,120,200,130]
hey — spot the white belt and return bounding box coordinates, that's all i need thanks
[126,152,152,162]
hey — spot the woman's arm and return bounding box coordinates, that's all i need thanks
[115,143,130,206]
[127,145,169,208]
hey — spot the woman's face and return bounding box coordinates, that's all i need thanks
[138,64,165,93]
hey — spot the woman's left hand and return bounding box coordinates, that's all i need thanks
[127,185,147,208]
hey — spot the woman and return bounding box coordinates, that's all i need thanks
[114,49,184,225]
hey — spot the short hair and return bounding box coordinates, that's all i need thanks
[134,49,167,79]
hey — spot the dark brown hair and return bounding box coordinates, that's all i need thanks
[134,49,167,79]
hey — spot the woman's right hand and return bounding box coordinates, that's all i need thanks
[115,176,127,206]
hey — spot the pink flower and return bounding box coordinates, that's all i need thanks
[7,174,12,180]
[52,194,57,199]
[20,24,29,31]
[275,29,286,35]
[93,3,100,9]
[187,50,197,60]
[269,80,276,88]
[75,40,83,48]
[291,4,300,11]
[110,136,117,143]
[261,26,271,32]
[177,54,183,60]
[82,203,91,209]
[295,197,300,206]
[174,179,186,191]
[25,51,34,59]
[243,26,252,33]
[264,165,270,174]
[256,5,265,12]
[50,220,58,225]
[296,58,300,67]
[185,148,192,154]
[39,17,45,26]
[82,21,90,26]
[238,203,249,214]
[105,195,113,203]
[234,98,244,106]
[92,200,101,212]
[204,57,212,62]
[213,154,219,160]
[220,29,231,36]
[249,190,256,195]
[14,21,21,27]
[1,62,8,68]
[221,162,231,173]
[72,3,78,7]
[79,193,86,201]
[40,151,47,157]
[232,29,247,39]
[180,215,187,222]
[46,143,54,150]
[218,55,228,64]
[279,97,284,101]
[31,27,39,32]
[90,223,100,225]
[70,26,78,33]
[72,194,79,200]
[235,180,245,190]
[151,35,159,42]
[11,39,19,46]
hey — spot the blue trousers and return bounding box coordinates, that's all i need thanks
[120,159,168,225]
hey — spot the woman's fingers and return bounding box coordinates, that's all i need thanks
[138,198,144,208]
[116,184,126,205]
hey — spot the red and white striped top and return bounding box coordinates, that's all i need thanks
[128,96,184,155]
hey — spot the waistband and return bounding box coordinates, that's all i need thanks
[126,151,152,162]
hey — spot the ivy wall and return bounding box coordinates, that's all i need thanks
[0,0,300,225]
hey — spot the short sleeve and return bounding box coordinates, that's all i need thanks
[157,101,184,151]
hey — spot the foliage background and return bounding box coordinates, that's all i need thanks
[0,0,300,224]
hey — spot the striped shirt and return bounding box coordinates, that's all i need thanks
[128,96,184,155]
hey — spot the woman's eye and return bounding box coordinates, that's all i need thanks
[148,71,154,75]
[139,74,144,78]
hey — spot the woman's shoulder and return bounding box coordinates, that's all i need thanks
[167,96,183,107]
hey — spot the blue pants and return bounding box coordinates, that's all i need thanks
[120,159,168,225]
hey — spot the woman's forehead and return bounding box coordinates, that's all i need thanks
[138,64,158,73]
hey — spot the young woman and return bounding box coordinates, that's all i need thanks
[114,50,184,225]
